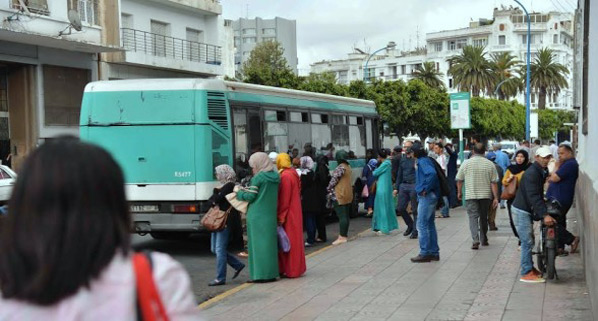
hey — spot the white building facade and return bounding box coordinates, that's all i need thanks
[311,8,574,110]
[231,17,297,75]
[100,0,225,80]
[0,0,121,169]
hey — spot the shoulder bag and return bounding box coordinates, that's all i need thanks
[225,192,248,214]
[133,253,170,321]
[200,205,231,232]
[501,178,517,200]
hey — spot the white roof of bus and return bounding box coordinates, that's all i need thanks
[84,79,375,109]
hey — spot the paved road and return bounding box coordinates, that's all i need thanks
[132,214,377,303]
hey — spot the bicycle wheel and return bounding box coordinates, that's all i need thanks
[546,247,556,279]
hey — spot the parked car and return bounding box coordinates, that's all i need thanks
[499,140,519,157]
[0,165,16,204]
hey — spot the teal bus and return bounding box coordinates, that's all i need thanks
[80,79,379,237]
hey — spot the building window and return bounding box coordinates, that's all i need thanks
[151,20,169,57]
[553,34,558,44]
[498,35,506,45]
[262,28,276,35]
[499,23,505,31]
[234,37,240,46]
[11,0,49,15]
[449,78,453,88]
[242,28,256,35]
[433,42,442,52]
[448,40,456,51]
[43,65,90,126]
[243,37,256,44]
[70,0,98,26]
[472,38,488,47]
[262,37,275,42]
[401,65,406,74]
[456,38,467,49]
[121,13,133,29]
[186,28,203,61]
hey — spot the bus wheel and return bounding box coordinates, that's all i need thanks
[150,232,190,240]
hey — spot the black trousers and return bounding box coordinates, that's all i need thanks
[557,205,575,249]
[315,211,327,241]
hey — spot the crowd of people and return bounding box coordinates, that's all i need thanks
[0,136,581,319]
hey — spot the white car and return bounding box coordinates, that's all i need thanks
[0,165,16,203]
[499,141,519,157]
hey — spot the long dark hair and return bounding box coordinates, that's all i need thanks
[0,137,131,305]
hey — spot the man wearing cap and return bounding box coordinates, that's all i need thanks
[456,143,500,250]
[512,146,556,283]
[393,140,418,239]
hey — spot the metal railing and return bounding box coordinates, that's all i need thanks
[121,28,222,65]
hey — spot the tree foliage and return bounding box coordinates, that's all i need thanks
[412,61,445,89]
[298,72,348,96]
[447,45,495,97]
[490,52,521,100]
[528,48,570,110]
[467,98,525,139]
[537,109,576,140]
[241,41,299,88]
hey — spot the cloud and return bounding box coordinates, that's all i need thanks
[222,0,568,74]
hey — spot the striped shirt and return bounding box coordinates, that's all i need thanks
[456,155,499,200]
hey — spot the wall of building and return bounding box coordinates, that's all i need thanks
[232,17,298,74]
[120,0,220,46]
[575,0,598,317]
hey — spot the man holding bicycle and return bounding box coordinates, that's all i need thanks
[512,146,556,283]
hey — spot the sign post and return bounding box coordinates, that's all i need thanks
[449,92,471,206]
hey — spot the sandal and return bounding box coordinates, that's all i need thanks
[238,251,249,258]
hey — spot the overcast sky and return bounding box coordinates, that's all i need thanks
[221,0,576,75]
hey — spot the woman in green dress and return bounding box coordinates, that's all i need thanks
[236,152,280,282]
[372,149,399,235]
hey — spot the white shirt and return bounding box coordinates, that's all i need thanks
[550,143,559,160]
[435,153,448,176]
[0,252,202,321]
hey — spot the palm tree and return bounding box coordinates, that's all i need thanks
[527,48,569,110]
[447,45,495,97]
[490,52,521,100]
[412,61,444,89]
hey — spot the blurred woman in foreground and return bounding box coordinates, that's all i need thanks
[0,137,199,321]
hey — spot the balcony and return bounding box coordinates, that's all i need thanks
[146,0,222,15]
[120,28,222,76]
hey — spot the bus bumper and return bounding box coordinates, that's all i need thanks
[132,213,203,233]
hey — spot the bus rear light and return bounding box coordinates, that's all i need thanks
[172,205,198,213]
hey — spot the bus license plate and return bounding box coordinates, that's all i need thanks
[130,205,159,213]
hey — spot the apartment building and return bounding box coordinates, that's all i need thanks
[232,17,297,75]
[100,0,225,80]
[0,0,120,170]
[311,8,574,110]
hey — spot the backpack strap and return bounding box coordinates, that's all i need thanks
[133,252,170,321]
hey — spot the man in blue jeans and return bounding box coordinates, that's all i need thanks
[512,146,556,283]
[411,141,441,263]
[393,142,418,239]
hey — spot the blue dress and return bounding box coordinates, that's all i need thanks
[372,159,398,234]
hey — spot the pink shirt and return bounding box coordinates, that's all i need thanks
[0,252,202,321]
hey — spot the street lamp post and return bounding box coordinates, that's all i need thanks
[514,0,531,141]
[363,42,396,82]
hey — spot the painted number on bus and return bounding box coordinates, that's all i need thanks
[174,171,192,178]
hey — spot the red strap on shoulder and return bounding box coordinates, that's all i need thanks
[133,253,170,321]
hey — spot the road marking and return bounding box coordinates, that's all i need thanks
[197,224,373,310]
[197,283,252,310]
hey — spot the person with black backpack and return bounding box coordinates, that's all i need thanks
[456,143,500,250]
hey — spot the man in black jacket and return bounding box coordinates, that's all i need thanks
[512,146,556,283]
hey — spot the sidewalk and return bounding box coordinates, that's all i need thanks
[200,207,592,321]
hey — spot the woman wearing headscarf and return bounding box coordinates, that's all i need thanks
[314,155,331,242]
[361,158,378,217]
[208,165,245,286]
[275,153,306,278]
[326,150,353,245]
[236,152,280,282]
[299,156,318,246]
[372,149,399,235]
[502,149,530,240]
